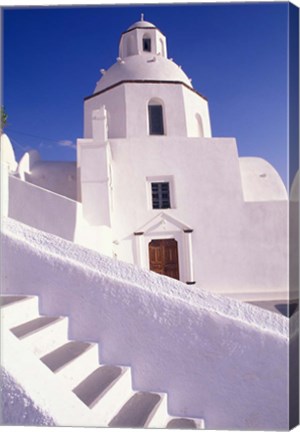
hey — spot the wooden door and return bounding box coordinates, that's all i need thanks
[149,239,180,280]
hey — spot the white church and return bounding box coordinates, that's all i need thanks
[1,15,297,430]
[2,16,288,300]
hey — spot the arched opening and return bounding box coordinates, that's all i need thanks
[148,99,165,135]
[143,33,152,52]
[195,113,204,137]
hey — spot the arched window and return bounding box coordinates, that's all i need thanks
[148,99,164,135]
[143,34,152,52]
[195,113,204,137]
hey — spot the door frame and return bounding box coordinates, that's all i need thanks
[145,231,184,280]
[148,238,180,280]
[133,212,196,285]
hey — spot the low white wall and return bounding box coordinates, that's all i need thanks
[25,161,77,201]
[8,175,79,241]
[1,217,291,430]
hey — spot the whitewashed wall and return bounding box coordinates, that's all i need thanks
[84,82,210,140]
[106,136,288,298]
[1,217,290,430]
[8,176,79,241]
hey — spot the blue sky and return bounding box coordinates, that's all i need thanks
[2,3,291,185]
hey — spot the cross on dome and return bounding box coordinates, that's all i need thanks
[141,13,144,21]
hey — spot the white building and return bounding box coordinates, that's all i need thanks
[2,17,288,300]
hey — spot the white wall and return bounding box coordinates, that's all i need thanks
[182,86,211,137]
[25,161,77,201]
[105,135,287,297]
[8,175,79,241]
[125,83,188,138]
[1,217,291,430]
[84,86,127,139]
[7,175,112,256]
[84,82,210,140]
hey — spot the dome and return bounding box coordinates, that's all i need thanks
[239,157,287,202]
[128,20,156,30]
[94,54,192,93]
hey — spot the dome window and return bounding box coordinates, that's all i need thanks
[143,37,151,52]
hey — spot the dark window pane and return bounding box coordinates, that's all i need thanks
[143,38,151,52]
[148,105,164,135]
[151,182,170,209]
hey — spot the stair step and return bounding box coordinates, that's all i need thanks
[73,365,133,426]
[2,295,204,427]
[10,316,69,357]
[41,341,94,372]
[167,418,198,428]
[73,365,123,407]
[40,341,99,389]
[0,295,29,307]
[11,316,60,338]
[0,295,39,327]
[145,393,169,428]
[109,391,162,428]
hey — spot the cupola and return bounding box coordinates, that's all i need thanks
[94,16,192,93]
[85,16,211,141]
[119,14,167,59]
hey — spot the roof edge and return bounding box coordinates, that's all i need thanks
[84,80,208,102]
[121,26,165,37]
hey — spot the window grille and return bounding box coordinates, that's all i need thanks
[151,182,170,209]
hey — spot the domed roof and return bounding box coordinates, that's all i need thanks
[127,20,156,30]
[239,157,287,202]
[94,54,192,93]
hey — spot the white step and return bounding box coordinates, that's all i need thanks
[0,295,40,328]
[10,315,69,357]
[109,391,164,428]
[166,416,205,429]
[2,295,205,427]
[146,393,169,428]
[73,365,134,426]
[40,341,100,390]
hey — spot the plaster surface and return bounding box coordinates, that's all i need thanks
[8,175,79,241]
[239,157,288,201]
[94,54,192,93]
[1,217,291,430]
[25,161,77,200]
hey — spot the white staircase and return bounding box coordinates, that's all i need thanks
[1,295,205,428]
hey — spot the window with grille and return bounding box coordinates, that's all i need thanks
[148,105,164,135]
[151,182,170,209]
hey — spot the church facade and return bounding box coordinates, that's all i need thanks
[3,17,288,299]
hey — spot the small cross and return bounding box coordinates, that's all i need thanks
[141,13,144,21]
